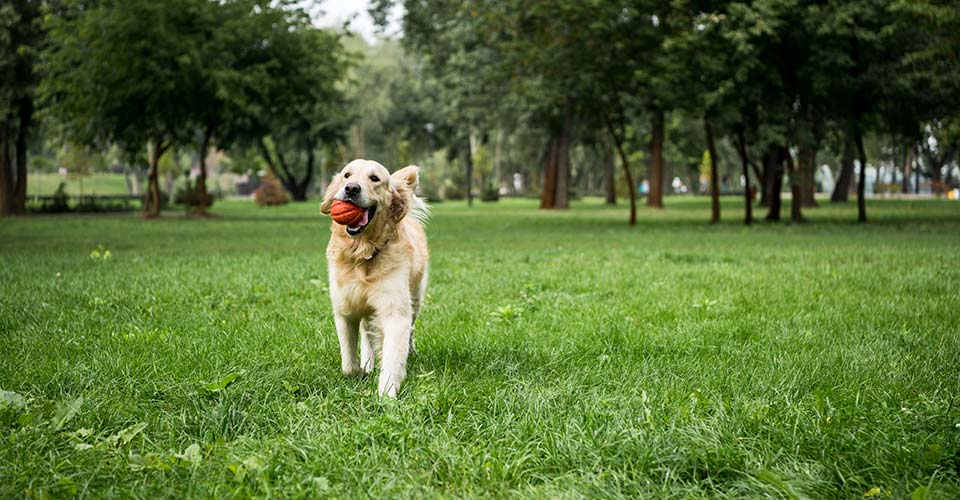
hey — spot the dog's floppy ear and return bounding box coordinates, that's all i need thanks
[388,166,418,223]
[320,174,341,214]
[391,165,420,191]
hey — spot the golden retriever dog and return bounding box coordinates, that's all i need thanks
[320,159,429,397]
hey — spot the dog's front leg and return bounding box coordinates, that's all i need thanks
[378,313,412,398]
[334,313,361,376]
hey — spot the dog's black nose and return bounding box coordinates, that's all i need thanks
[344,183,361,197]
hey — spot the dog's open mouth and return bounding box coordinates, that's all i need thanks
[346,206,376,236]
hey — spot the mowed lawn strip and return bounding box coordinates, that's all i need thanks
[1,197,959,498]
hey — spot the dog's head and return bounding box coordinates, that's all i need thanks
[321,159,419,238]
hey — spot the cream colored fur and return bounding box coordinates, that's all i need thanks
[320,159,429,398]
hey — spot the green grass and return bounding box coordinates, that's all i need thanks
[2,197,959,498]
[27,173,134,196]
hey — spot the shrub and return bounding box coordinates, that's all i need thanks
[254,174,290,206]
[46,182,71,213]
[175,183,215,209]
[443,179,465,200]
[481,182,500,202]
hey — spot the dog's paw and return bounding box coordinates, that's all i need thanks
[378,373,402,398]
[378,383,399,399]
[360,358,375,375]
[342,365,364,377]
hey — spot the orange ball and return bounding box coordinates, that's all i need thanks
[330,200,365,226]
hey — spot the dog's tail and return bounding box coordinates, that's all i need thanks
[409,195,430,226]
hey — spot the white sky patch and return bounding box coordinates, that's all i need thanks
[303,0,403,42]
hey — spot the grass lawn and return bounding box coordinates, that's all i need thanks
[27,173,134,197]
[1,197,959,498]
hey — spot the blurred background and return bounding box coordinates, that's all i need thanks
[0,0,958,222]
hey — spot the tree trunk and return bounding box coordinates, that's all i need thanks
[0,126,13,217]
[648,109,665,208]
[196,126,211,215]
[831,135,855,203]
[494,128,503,191]
[296,149,315,202]
[554,109,573,209]
[786,149,806,224]
[765,147,784,221]
[704,118,720,224]
[854,127,867,222]
[914,151,920,194]
[144,140,164,217]
[603,135,616,205]
[12,100,32,215]
[613,138,636,226]
[797,141,817,207]
[760,145,780,208]
[901,146,912,194]
[735,128,753,225]
[540,135,558,209]
[465,138,474,207]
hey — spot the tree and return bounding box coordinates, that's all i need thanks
[0,0,43,217]
[216,3,350,201]
[41,0,210,217]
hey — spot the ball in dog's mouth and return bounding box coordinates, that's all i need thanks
[346,206,376,236]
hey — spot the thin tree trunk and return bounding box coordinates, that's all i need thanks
[13,100,32,215]
[831,135,856,202]
[603,135,616,205]
[465,138,474,207]
[494,128,503,191]
[760,145,780,208]
[900,145,913,194]
[704,118,720,224]
[913,150,920,194]
[613,140,636,226]
[554,109,574,209]
[786,149,806,223]
[0,126,13,216]
[196,125,211,215]
[297,149,316,200]
[257,138,306,201]
[854,127,868,222]
[797,142,817,207]
[540,134,558,209]
[648,109,665,208]
[735,128,753,225]
[765,147,785,221]
[144,140,165,217]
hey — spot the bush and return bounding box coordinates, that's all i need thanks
[481,182,500,202]
[443,179,465,200]
[254,174,290,206]
[175,183,215,209]
[46,182,70,213]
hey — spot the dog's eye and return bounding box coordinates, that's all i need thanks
[370,175,380,183]
[343,172,351,179]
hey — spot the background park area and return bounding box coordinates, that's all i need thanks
[2,0,960,498]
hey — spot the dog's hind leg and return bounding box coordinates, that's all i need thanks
[409,269,428,355]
